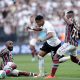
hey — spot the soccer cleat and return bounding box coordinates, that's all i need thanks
[34,73,46,78]
[45,75,56,79]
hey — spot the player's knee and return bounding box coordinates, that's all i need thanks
[53,54,60,63]
[37,55,43,60]
[11,69,19,76]
[11,64,17,70]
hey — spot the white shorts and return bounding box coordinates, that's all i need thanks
[57,43,77,56]
[29,38,37,46]
[3,62,19,76]
[3,62,16,71]
[11,69,19,76]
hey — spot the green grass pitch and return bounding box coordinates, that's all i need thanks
[4,54,80,80]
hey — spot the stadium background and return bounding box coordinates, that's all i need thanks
[0,0,80,54]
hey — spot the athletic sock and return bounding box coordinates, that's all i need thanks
[38,55,44,76]
[51,54,59,76]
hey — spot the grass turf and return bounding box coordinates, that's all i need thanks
[4,54,80,80]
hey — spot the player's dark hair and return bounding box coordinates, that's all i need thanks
[67,10,74,14]
[35,15,44,21]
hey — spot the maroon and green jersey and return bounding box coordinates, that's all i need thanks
[66,20,78,46]
[0,48,13,67]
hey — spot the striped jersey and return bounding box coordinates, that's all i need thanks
[66,20,78,46]
[0,48,13,67]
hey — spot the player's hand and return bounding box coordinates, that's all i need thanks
[24,26,31,32]
[57,10,65,17]
[36,38,43,42]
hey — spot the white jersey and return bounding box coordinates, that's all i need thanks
[42,21,61,46]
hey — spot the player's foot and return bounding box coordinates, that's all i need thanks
[34,73,45,78]
[45,75,56,79]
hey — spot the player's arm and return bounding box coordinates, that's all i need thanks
[10,54,14,62]
[0,49,9,57]
[43,32,53,41]
[37,32,53,42]
[27,26,43,31]
[58,11,73,25]
[25,26,42,32]
[63,16,73,25]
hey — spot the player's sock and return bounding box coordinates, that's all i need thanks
[32,52,35,59]
[70,55,80,65]
[31,49,37,61]
[78,61,80,65]
[51,65,58,77]
[51,54,59,77]
[18,72,37,76]
[29,72,37,76]
[38,55,44,76]
[59,56,70,63]
[18,72,30,76]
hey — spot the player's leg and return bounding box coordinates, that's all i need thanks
[69,45,80,64]
[51,43,80,77]
[47,44,61,78]
[70,55,80,64]
[51,51,70,63]
[38,42,51,77]
[38,50,46,77]
[59,55,70,63]
[59,43,80,64]
[48,43,70,78]
[3,62,17,75]
[30,45,37,61]
[29,39,37,61]
[11,69,37,77]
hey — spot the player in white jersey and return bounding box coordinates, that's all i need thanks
[27,15,38,61]
[27,15,70,77]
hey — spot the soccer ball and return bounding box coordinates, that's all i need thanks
[0,70,6,79]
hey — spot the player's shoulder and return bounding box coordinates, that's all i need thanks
[44,21,53,28]
[45,21,52,25]
[1,48,9,54]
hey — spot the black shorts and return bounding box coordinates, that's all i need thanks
[40,42,61,54]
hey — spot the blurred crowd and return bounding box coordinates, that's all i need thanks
[0,0,80,43]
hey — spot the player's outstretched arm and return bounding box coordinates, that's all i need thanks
[24,26,42,32]
[32,27,42,31]
[57,11,73,25]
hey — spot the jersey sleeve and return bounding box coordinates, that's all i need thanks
[0,49,9,57]
[43,21,55,34]
[46,24,55,34]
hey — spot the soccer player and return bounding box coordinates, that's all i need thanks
[0,41,37,77]
[49,10,80,78]
[27,15,38,61]
[27,15,70,77]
